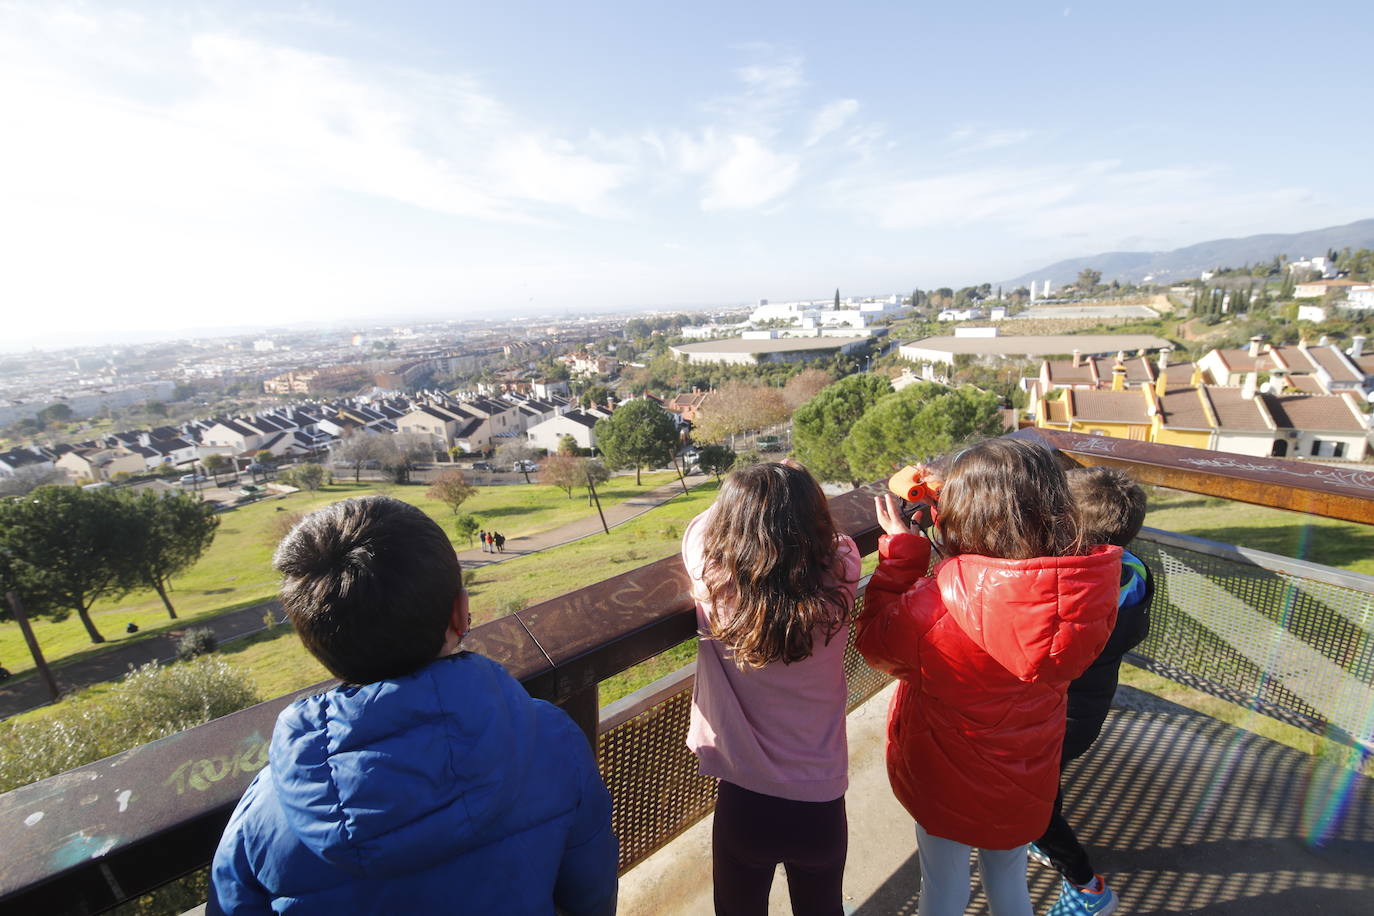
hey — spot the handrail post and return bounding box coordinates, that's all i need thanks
[559,684,600,752]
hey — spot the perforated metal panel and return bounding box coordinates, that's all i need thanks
[1130,530,1374,744]
[597,590,891,874]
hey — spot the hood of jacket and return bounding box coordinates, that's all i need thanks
[934,544,1122,683]
[268,651,537,879]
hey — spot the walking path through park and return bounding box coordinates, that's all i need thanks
[0,472,711,720]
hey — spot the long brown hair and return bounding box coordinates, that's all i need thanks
[701,462,852,669]
[936,438,1085,560]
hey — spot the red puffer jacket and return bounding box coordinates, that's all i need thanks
[856,532,1121,849]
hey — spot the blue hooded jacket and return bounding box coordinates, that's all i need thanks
[208,651,618,915]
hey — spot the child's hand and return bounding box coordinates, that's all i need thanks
[874,493,917,537]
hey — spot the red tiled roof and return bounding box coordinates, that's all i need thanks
[1204,388,1273,432]
[1069,390,1149,424]
[1262,393,1365,432]
[1304,345,1362,383]
[1045,360,1097,384]
[1157,389,1211,429]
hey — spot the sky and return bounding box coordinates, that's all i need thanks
[2,0,1372,347]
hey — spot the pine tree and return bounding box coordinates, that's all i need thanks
[834,288,841,309]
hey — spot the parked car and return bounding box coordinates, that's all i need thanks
[757,435,784,452]
[179,473,208,485]
[237,485,261,497]
[471,461,495,472]
[513,459,538,473]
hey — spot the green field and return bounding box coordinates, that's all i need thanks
[0,472,681,680]
[1142,487,1374,576]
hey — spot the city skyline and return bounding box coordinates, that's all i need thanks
[3,1,1372,347]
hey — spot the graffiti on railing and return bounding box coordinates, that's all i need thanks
[1175,456,1374,492]
[163,738,268,796]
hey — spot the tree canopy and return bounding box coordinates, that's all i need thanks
[690,382,788,445]
[121,490,220,618]
[0,486,138,643]
[843,383,1005,483]
[594,400,678,484]
[790,373,894,484]
[427,469,477,515]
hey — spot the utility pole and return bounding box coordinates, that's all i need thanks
[586,472,610,535]
[7,591,60,703]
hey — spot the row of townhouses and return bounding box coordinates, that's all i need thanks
[1030,337,1374,460]
[0,386,690,484]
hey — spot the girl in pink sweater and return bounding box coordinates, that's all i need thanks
[683,461,861,916]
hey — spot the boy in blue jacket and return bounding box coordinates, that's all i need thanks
[1035,467,1153,916]
[208,496,618,915]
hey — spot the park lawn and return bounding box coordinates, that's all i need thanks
[2,478,725,727]
[1142,487,1374,576]
[0,472,682,681]
[465,479,721,625]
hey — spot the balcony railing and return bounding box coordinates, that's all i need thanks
[1,427,1371,914]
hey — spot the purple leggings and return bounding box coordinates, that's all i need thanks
[712,780,848,916]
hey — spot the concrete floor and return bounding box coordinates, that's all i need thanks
[617,682,1374,915]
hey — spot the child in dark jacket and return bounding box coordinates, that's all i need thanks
[208,496,617,916]
[1034,467,1153,916]
[858,439,1121,916]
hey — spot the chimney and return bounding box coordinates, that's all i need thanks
[1248,336,1263,359]
[1072,349,1083,368]
[1319,335,1329,347]
[1352,336,1366,359]
[1111,362,1127,392]
[1267,367,1289,394]
[1241,372,1257,400]
[1159,347,1171,371]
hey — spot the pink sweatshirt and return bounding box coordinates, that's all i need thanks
[683,509,860,802]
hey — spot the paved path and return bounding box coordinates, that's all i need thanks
[0,472,710,720]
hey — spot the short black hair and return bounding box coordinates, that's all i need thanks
[1066,467,1147,547]
[273,496,461,684]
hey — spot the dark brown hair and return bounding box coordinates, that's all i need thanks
[1066,467,1147,547]
[273,496,461,685]
[936,438,1085,559]
[701,462,852,669]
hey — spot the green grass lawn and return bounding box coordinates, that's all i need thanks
[4,478,721,727]
[0,472,681,680]
[1142,487,1374,576]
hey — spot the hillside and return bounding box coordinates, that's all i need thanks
[1004,218,1374,287]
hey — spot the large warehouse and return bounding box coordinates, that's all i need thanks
[671,334,873,366]
[899,332,1174,366]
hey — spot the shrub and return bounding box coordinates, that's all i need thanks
[176,627,218,660]
[272,510,305,542]
[0,658,260,794]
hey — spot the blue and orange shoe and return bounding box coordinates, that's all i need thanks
[1044,875,1118,916]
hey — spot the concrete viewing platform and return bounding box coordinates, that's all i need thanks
[618,681,1374,915]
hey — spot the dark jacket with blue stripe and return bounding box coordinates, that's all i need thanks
[1062,549,1154,761]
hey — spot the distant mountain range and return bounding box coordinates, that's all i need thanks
[1003,218,1374,289]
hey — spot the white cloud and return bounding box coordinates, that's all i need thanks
[948,125,1035,152]
[806,99,860,146]
[702,136,801,210]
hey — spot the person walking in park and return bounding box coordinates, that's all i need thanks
[683,460,860,915]
[495,532,506,553]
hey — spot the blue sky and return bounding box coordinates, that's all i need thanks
[2,1,1371,345]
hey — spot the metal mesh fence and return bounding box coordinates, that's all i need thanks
[596,590,889,874]
[1129,530,1374,744]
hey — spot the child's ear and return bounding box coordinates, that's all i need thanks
[453,590,470,638]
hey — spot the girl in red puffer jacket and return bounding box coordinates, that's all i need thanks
[857,438,1121,916]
